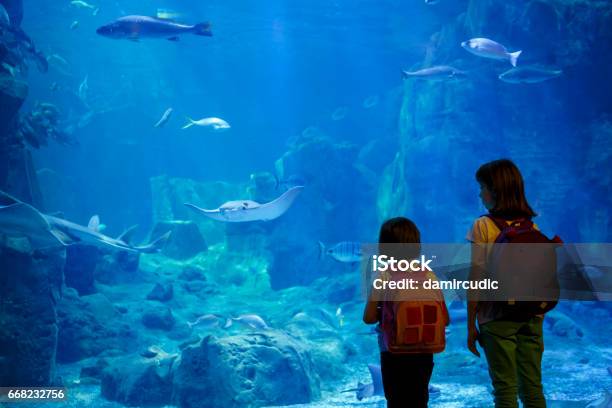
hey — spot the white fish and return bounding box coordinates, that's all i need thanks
[154,108,173,128]
[228,314,269,330]
[319,241,363,263]
[402,65,467,81]
[181,117,230,131]
[187,314,224,329]
[461,37,522,67]
[78,75,88,104]
[70,20,79,30]
[425,0,439,4]
[71,0,96,10]
[498,66,562,84]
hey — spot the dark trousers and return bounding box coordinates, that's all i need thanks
[380,352,434,408]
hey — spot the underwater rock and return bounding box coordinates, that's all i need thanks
[178,264,206,281]
[0,244,64,386]
[94,251,141,285]
[141,304,176,331]
[80,358,110,380]
[545,311,584,339]
[173,331,320,407]
[64,245,99,295]
[149,220,207,259]
[57,288,137,363]
[269,134,377,289]
[146,281,174,302]
[0,73,27,134]
[101,354,175,407]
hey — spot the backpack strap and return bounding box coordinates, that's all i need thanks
[484,214,531,231]
[483,214,510,232]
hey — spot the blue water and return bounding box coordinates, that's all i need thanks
[1,0,611,407]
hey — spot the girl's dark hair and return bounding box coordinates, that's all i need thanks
[378,217,420,260]
[476,159,537,218]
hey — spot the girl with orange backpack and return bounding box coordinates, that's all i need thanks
[364,217,449,408]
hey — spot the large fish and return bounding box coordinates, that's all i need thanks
[461,37,522,67]
[0,190,170,253]
[181,117,230,131]
[185,186,303,222]
[401,65,466,81]
[96,15,212,41]
[498,66,562,84]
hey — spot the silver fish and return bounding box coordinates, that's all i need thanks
[96,15,212,42]
[181,117,230,131]
[402,65,466,81]
[227,314,269,330]
[320,241,363,263]
[154,108,173,128]
[187,314,225,329]
[461,37,522,67]
[498,66,562,84]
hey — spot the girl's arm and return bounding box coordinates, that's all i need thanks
[467,242,487,357]
[363,296,379,324]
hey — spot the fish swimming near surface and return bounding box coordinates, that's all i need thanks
[319,241,363,263]
[402,65,467,81]
[498,66,562,84]
[70,0,96,10]
[226,314,269,330]
[0,190,170,253]
[181,117,230,131]
[154,108,173,128]
[96,16,212,41]
[461,37,522,67]
[185,186,304,222]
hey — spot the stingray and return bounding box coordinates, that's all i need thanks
[341,364,441,400]
[184,186,304,222]
[341,364,383,400]
[0,190,170,253]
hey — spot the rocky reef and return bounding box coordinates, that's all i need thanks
[378,0,612,242]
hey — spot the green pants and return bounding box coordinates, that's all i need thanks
[479,317,546,408]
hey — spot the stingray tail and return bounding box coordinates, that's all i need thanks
[182,117,196,130]
[135,231,171,253]
[192,22,213,37]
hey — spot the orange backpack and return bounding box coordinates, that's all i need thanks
[380,272,449,354]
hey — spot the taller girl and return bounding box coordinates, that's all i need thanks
[466,159,546,408]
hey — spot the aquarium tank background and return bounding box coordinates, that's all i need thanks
[0,0,611,406]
